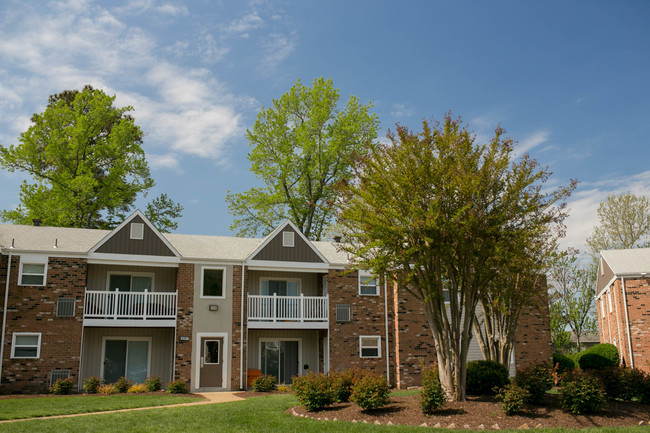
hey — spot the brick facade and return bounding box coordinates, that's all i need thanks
[231,265,246,390]
[1,256,86,393]
[174,263,194,384]
[513,290,553,373]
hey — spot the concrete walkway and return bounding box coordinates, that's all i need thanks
[0,392,245,424]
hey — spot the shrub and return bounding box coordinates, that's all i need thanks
[420,365,446,414]
[252,375,277,392]
[333,368,365,403]
[561,371,606,414]
[145,376,162,392]
[98,384,117,395]
[495,384,530,416]
[127,383,148,394]
[292,373,336,411]
[514,364,553,404]
[350,372,390,410]
[465,360,509,396]
[50,377,74,395]
[277,384,292,393]
[166,379,189,394]
[638,374,650,404]
[553,353,575,374]
[579,344,618,370]
[83,376,101,394]
[113,377,131,393]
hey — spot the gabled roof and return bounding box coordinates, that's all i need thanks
[245,220,329,265]
[0,224,108,254]
[600,248,650,275]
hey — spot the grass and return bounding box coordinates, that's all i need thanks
[0,393,647,433]
[0,393,202,420]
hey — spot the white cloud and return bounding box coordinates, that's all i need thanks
[391,103,414,118]
[224,12,263,36]
[148,152,182,172]
[259,32,296,74]
[516,130,549,155]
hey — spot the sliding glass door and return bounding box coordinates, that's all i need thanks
[260,340,300,384]
[103,338,150,384]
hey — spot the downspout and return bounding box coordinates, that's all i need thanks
[393,280,401,389]
[240,264,245,390]
[606,289,613,343]
[621,277,634,368]
[383,278,390,385]
[0,253,12,388]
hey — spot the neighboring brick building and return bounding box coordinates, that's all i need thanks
[596,248,650,372]
[0,211,553,393]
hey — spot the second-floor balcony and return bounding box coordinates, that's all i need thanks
[247,294,329,329]
[83,289,177,327]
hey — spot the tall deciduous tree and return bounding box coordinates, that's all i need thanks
[336,115,574,401]
[226,77,379,240]
[586,193,650,255]
[0,86,182,231]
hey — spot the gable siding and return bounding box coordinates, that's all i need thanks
[95,215,175,257]
[252,225,323,263]
[597,258,615,294]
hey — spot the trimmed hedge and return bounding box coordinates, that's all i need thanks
[252,375,277,392]
[292,373,337,411]
[495,384,530,415]
[350,372,390,410]
[465,360,509,396]
[578,344,619,370]
[561,371,606,414]
[552,352,575,374]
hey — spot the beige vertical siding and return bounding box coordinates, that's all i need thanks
[247,271,319,296]
[247,329,320,374]
[80,327,174,383]
[86,264,177,292]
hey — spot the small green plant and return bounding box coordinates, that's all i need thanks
[292,373,336,411]
[514,364,552,404]
[350,372,389,410]
[252,375,277,392]
[127,383,148,393]
[166,379,189,394]
[98,384,117,395]
[83,376,101,394]
[495,384,530,415]
[333,368,365,403]
[465,360,509,396]
[419,364,446,414]
[561,371,606,414]
[552,352,575,374]
[145,376,163,392]
[578,344,619,370]
[113,377,131,393]
[50,377,74,395]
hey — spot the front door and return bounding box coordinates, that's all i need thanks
[199,337,223,388]
[260,340,300,384]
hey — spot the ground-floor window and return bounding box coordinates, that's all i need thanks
[260,339,301,384]
[11,333,41,358]
[102,337,150,383]
[359,335,381,358]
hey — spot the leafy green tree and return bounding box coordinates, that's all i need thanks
[586,192,650,255]
[226,77,379,240]
[336,115,574,401]
[0,86,182,231]
[144,193,184,233]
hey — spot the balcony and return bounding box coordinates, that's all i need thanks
[83,289,177,327]
[247,294,329,329]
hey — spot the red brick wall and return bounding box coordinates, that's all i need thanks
[174,263,194,385]
[622,277,650,372]
[327,270,396,384]
[231,265,247,390]
[1,256,86,393]
[513,289,553,373]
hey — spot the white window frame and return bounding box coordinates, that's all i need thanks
[282,231,295,247]
[358,272,379,296]
[106,271,155,292]
[18,256,48,286]
[11,332,42,359]
[130,223,144,240]
[600,297,606,318]
[359,335,381,358]
[608,288,613,313]
[259,277,302,296]
[203,339,221,365]
[201,266,227,299]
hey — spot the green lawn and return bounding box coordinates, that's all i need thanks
[0,393,202,420]
[0,394,646,433]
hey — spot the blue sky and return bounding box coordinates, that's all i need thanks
[0,0,649,252]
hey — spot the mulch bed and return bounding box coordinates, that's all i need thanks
[288,394,650,429]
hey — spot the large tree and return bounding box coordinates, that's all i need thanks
[586,192,650,255]
[0,86,182,231]
[226,77,379,240]
[336,115,574,401]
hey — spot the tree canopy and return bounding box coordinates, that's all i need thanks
[0,86,182,232]
[226,77,379,240]
[336,115,574,401]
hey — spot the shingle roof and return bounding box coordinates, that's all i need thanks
[600,248,650,275]
[0,224,108,254]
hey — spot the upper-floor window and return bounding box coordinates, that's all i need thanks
[19,261,47,286]
[11,333,42,358]
[260,278,300,296]
[107,272,154,292]
[202,267,226,298]
[359,272,379,296]
[608,289,613,313]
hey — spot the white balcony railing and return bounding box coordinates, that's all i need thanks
[247,294,328,324]
[84,289,177,320]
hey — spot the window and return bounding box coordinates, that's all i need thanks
[107,273,154,292]
[359,273,379,296]
[600,297,606,318]
[11,333,41,358]
[359,336,381,358]
[282,231,295,247]
[260,278,300,296]
[56,297,76,317]
[130,223,144,240]
[19,263,47,286]
[204,340,220,364]
[336,304,351,322]
[608,289,613,313]
[202,267,226,298]
[102,338,150,384]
